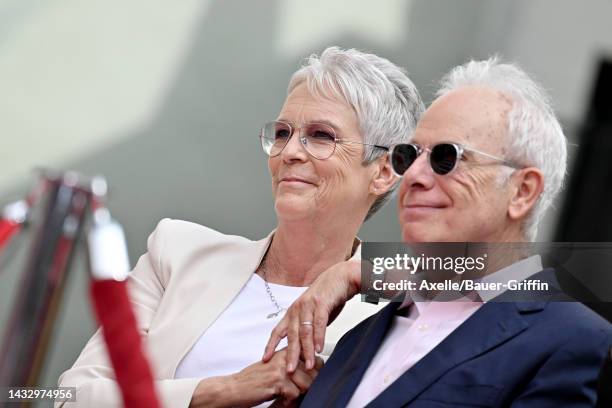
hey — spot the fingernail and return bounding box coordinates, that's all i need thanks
[307,359,313,369]
[287,363,294,372]
[316,343,322,353]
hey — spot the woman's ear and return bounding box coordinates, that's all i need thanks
[508,167,544,222]
[369,156,398,196]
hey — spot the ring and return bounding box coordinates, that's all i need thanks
[300,321,313,326]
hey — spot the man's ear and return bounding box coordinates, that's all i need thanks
[369,156,398,196]
[508,167,544,221]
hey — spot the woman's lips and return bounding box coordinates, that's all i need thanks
[279,177,316,187]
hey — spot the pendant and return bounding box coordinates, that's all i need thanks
[267,308,285,319]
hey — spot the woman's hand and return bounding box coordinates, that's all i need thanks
[189,348,322,408]
[262,260,362,374]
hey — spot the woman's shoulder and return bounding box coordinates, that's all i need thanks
[147,218,260,255]
[145,218,271,277]
[151,218,251,243]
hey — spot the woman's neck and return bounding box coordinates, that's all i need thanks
[262,218,361,287]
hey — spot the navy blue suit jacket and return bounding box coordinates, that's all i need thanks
[301,271,612,407]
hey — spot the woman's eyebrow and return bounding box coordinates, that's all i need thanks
[313,119,341,130]
[275,118,343,132]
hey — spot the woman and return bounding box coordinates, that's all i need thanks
[58,46,424,407]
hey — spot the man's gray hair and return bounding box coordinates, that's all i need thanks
[288,46,425,220]
[437,56,567,241]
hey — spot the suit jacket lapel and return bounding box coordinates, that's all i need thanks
[367,301,537,407]
[322,302,400,407]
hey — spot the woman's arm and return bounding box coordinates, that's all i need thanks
[57,219,200,408]
[263,260,362,374]
[58,219,322,407]
[189,349,322,408]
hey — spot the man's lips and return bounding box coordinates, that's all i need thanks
[403,201,447,208]
[401,203,446,220]
[404,204,446,209]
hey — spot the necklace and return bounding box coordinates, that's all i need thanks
[259,262,287,319]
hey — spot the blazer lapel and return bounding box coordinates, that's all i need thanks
[321,302,400,407]
[367,301,538,407]
[151,231,274,378]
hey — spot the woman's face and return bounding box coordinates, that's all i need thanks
[269,83,379,223]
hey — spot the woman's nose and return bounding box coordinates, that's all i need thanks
[280,129,308,162]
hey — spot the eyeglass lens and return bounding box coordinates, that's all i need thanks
[261,121,337,159]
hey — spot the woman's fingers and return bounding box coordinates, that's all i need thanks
[314,356,324,371]
[263,320,288,362]
[289,363,316,393]
[298,302,316,370]
[267,261,361,372]
[278,379,301,403]
[313,305,330,356]
[285,308,301,373]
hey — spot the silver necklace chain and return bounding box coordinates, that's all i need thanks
[260,263,287,319]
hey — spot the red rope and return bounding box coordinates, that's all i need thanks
[0,219,20,250]
[90,280,161,408]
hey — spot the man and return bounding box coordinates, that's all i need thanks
[264,57,612,407]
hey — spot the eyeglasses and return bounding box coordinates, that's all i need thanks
[259,121,389,160]
[389,142,522,176]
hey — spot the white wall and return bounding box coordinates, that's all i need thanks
[0,0,209,191]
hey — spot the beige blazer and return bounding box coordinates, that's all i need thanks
[58,219,383,407]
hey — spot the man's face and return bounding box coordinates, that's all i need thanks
[398,86,516,243]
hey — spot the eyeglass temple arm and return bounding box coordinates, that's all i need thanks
[338,140,389,151]
[465,147,521,169]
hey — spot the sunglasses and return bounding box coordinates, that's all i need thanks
[260,121,388,160]
[389,142,521,176]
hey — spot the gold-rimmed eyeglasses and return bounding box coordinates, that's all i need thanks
[259,121,388,160]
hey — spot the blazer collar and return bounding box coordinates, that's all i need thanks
[367,301,536,407]
[163,231,274,378]
[165,231,361,378]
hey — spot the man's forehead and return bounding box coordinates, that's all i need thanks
[412,86,510,146]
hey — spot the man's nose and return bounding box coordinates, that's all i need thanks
[400,151,435,191]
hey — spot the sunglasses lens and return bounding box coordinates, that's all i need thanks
[391,144,418,175]
[430,144,458,175]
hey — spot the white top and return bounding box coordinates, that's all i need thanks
[175,273,307,381]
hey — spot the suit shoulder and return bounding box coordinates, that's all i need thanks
[533,303,612,355]
[543,301,611,334]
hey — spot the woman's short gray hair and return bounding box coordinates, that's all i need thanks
[437,56,567,241]
[288,46,424,220]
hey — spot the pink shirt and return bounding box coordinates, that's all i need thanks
[346,255,542,407]
[346,299,482,407]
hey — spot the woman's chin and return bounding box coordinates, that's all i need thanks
[274,197,317,221]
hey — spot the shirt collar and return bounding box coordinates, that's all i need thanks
[476,254,543,302]
[397,254,542,309]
